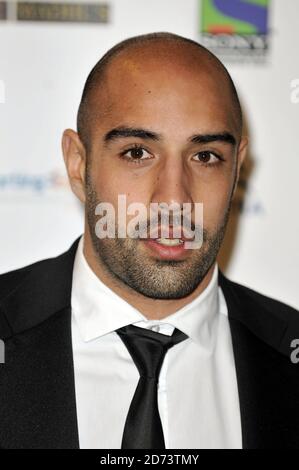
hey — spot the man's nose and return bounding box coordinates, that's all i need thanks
[150,156,192,208]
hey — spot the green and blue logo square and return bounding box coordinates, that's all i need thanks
[201,0,270,35]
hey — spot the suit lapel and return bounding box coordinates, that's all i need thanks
[0,306,79,449]
[0,238,81,449]
[219,270,299,449]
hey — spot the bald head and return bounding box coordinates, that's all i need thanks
[77,32,243,153]
[64,32,248,305]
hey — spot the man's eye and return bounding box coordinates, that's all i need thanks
[193,151,221,165]
[120,146,152,162]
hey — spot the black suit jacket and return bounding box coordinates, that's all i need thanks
[0,236,299,449]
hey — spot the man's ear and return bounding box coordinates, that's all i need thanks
[232,136,248,198]
[61,129,86,203]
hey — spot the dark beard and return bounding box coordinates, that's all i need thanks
[85,171,233,300]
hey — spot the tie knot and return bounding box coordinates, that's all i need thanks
[116,324,188,379]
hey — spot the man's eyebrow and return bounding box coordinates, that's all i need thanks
[103,127,237,147]
[189,132,236,146]
[103,127,161,143]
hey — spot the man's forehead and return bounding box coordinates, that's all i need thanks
[85,41,241,142]
[104,41,224,83]
[95,56,233,121]
[97,54,231,118]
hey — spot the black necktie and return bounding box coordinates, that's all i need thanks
[115,323,189,449]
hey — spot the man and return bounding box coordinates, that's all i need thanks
[1,32,299,450]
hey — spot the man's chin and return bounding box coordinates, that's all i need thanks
[89,234,213,299]
[125,283,200,301]
[119,263,207,300]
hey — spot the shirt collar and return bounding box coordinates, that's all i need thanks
[71,235,220,347]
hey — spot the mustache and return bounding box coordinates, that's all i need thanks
[127,218,198,240]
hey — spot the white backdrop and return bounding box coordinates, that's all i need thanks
[0,0,298,309]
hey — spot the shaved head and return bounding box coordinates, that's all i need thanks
[63,31,248,313]
[77,32,243,154]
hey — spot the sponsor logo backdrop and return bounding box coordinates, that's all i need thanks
[0,0,298,308]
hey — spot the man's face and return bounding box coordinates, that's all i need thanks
[81,47,245,299]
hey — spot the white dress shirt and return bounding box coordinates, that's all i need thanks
[71,236,242,449]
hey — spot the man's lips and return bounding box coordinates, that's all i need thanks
[139,226,194,241]
[140,237,191,260]
[138,226,195,260]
